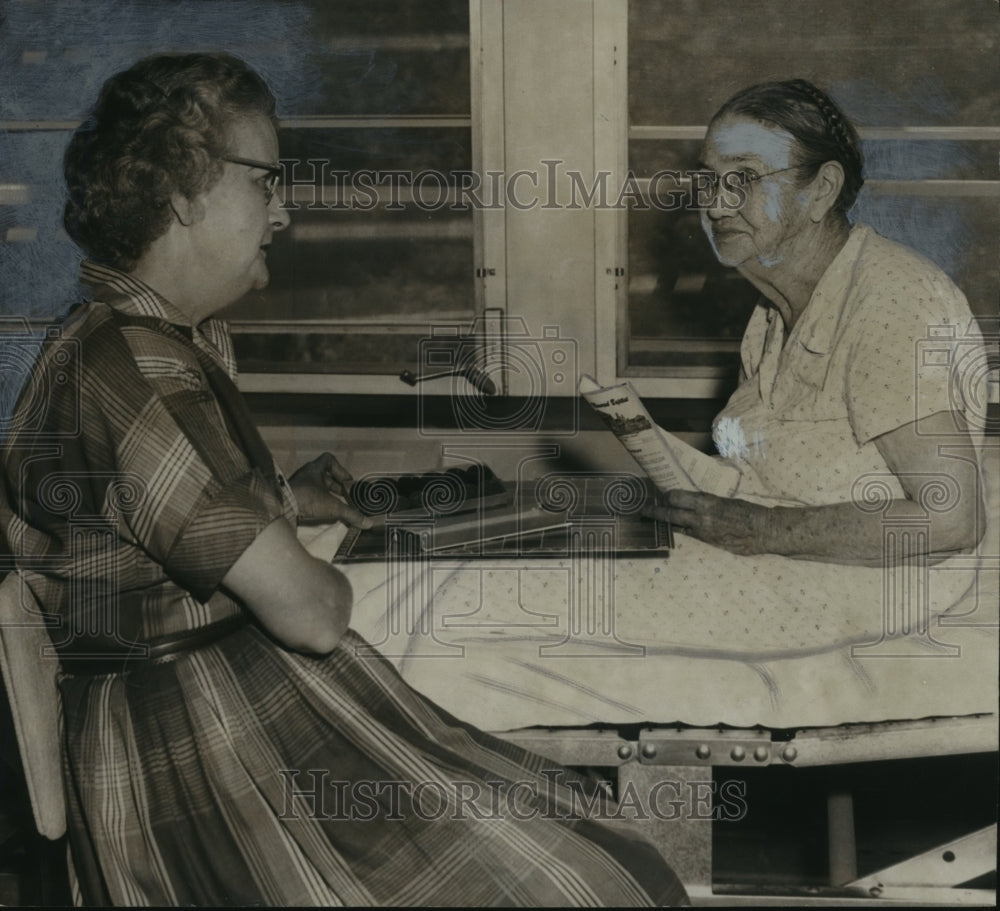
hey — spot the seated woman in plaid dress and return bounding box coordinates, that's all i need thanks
[0,53,687,907]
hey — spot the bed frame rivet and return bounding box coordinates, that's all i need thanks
[641,743,657,759]
[617,744,634,760]
[730,746,746,762]
[781,745,798,763]
[695,744,711,760]
[753,746,769,762]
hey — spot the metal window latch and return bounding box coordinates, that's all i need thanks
[475,267,496,278]
[606,266,625,277]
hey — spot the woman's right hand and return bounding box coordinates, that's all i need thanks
[289,452,373,528]
[645,489,773,555]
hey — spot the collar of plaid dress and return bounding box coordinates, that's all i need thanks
[80,260,239,381]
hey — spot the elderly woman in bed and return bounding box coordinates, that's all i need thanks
[648,79,986,566]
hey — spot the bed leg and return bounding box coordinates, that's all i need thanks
[827,788,858,885]
[617,762,713,891]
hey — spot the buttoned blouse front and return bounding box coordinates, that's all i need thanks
[713,224,985,508]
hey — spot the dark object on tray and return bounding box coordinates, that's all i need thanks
[348,465,511,518]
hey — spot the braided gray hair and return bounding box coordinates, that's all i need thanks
[711,79,864,216]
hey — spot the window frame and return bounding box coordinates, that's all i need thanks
[0,1,497,398]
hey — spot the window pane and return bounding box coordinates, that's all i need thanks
[0,0,470,121]
[630,140,998,183]
[627,206,756,380]
[279,127,472,176]
[230,206,473,318]
[222,124,475,374]
[233,330,450,376]
[629,0,999,127]
[300,0,470,118]
[0,131,82,319]
[855,192,999,323]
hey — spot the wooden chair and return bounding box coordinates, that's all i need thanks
[0,571,66,840]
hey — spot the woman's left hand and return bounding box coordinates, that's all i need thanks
[288,452,373,528]
[645,489,771,555]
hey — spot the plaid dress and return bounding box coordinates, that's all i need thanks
[1,264,687,907]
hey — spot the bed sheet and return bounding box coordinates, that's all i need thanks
[305,458,998,732]
[339,558,996,732]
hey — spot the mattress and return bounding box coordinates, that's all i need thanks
[304,454,998,732]
[338,557,997,731]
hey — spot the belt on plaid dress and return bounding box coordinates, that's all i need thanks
[58,613,251,676]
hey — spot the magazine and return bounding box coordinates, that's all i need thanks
[578,375,740,497]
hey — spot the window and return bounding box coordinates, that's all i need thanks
[617,0,999,397]
[226,0,479,392]
[3,1,997,406]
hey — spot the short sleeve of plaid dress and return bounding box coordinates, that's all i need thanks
[0,263,687,908]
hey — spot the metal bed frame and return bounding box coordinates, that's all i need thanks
[499,714,998,906]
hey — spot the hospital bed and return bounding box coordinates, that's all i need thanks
[332,569,997,905]
[3,451,997,906]
[326,446,999,906]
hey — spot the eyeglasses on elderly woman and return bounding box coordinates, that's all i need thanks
[696,164,807,207]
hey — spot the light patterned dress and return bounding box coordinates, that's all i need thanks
[0,263,687,907]
[612,222,988,655]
